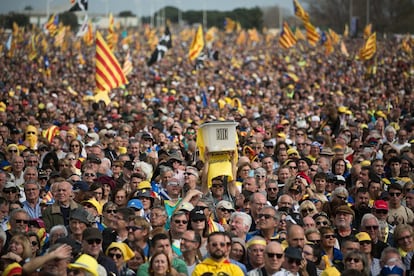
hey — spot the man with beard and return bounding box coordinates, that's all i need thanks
[193,232,243,276]
[351,187,371,230]
[333,205,358,247]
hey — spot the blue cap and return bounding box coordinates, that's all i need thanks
[127,199,143,210]
[73,181,89,192]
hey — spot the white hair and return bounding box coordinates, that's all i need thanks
[134,161,153,180]
[230,211,252,229]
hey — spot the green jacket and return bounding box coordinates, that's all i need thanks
[42,200,81,232]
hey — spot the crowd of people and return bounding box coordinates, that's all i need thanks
[0,20,412,276]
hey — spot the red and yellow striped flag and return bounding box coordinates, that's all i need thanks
[359,32,376,60]
[188,25,204,61]
[363,23,372,39]
[122,50,133,76]
[304,21,320,46]
[328,28,340,45]
[83,21,94,46]
[279,22,297,49]
[106,13,115,51]
[95,31,128,92]
[293,0,309,22]
[54,26,66,47]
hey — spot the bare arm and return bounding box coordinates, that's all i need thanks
[22,244,72,274]
[201,148,210,195]
[227,150,238,197]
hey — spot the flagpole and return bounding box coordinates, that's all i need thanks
[366,0,370,25]
[349,0,353,34]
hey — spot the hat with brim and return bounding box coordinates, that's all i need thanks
[216,200,235,211]
[320,147,334,156]
[335,205,355,217]
[284,247,303,260]
[105,242,135,262]
[356,232,371,242]
[189,206,206,220]
[68,254,99,276]
[81,198,102,215]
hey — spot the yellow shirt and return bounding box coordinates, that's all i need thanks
[192,257,243,276]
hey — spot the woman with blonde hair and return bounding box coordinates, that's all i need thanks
[299,200,318,218]
[393,223,414,268]
[1,233,32,274]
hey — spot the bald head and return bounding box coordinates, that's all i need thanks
[287,224,305,249]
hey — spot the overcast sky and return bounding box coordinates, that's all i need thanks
[1,0,293,16]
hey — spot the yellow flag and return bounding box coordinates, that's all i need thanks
[295,28,306,40]
[188,25,204,61]
[340,41,349,57]
[363,23,372,39]
[236,31,247,45]
[328,28,340,45]
[344,24,349,38]
[225,17,236,33]
[359,32,376,60]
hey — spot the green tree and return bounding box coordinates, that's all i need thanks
[119,11,136,17]
[0,13,30,29]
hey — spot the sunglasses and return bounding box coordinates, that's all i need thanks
[106,209,117,214]
[389,192,402,197]
[27,132,36,135]
[174,219,188,225]
[87,239,102,245]
[323,234,335,239]
[301,208,314,214]
[8,149,18,153]
[266,252,283,259]
[267,187,277,192]
[345,257,361,263]
[336,195,347,201]
[84,173,96,177]
[70,144,80,148]
[288,258,301,265]
[258,213,275,219]
[307,239,320,244]
[127,226,143,232]
[15,219,29,224]
[364,225,379,230]
[359,240,372,245]
[316,221,329,226]
[375,209,388,214]
[289,166,298,169]
[31,241,38,246]
[108,253,122,259]
[3,188,18,194]
[191,218,205,223]
[219,208,234,213]
[211,184,224,188]
[256,175,266,178]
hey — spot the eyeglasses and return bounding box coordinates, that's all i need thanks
[84,173,96,177]
[389,192,402,197]
[15,219,29,224]
[265,145,274,149]
[174,219,188,225]
[316,221,329,226]
[345,258,361,263]
[398,235,413,242]
[359,240,372,245]
[258,213,275,219]
[106,209,117,214]
[211,184,224,188]
[86,239,102,245]
[27,132,36,135]
[8,149,18,153]
[31,241,38,246]
[191,218,205,223]
[364,225,379,230]
[256,175,266,179]
[127,226,143,232]
[267,188,277,192]
[70,144,80,148]
[4,188,18,194]
[219,208,234,213]
[186,132,195,135]
[181,237,197,243]
[266,252,283,259]
[301,208,314,214]
[184,172,196,177]
[108,253,122,259]
[25,188,38,192]
[323,234,335,239]
[288,258,301,265]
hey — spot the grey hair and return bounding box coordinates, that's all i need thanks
[160,165,173,175]
[361,213,379,227]
[384,125,396,135]
[332,186,349,197]
[50,224,68,237]
[9,208,29,221]
[230,211,252,228]
[134,161,153,180]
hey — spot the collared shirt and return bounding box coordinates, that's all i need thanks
[22,199,42,219]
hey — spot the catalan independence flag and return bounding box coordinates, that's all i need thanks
[278,22,297,49]
[304,21,320,46]
[95,31,128,92]
[189,25,204,61]
[45,14,59,36]
[359,32,376,60]
[293,0,309,22]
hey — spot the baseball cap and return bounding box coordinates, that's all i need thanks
[189,206,206,221]
[216,200,235,211]
[356,232,371,242]
[335,205,355,217]
[373,200,388,210]
[127,199,143,210]
[284,247,303,260]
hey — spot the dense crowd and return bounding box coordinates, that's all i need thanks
[0,23,412,276]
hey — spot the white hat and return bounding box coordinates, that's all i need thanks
[77,124,88,133]
[311,115,320,122]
